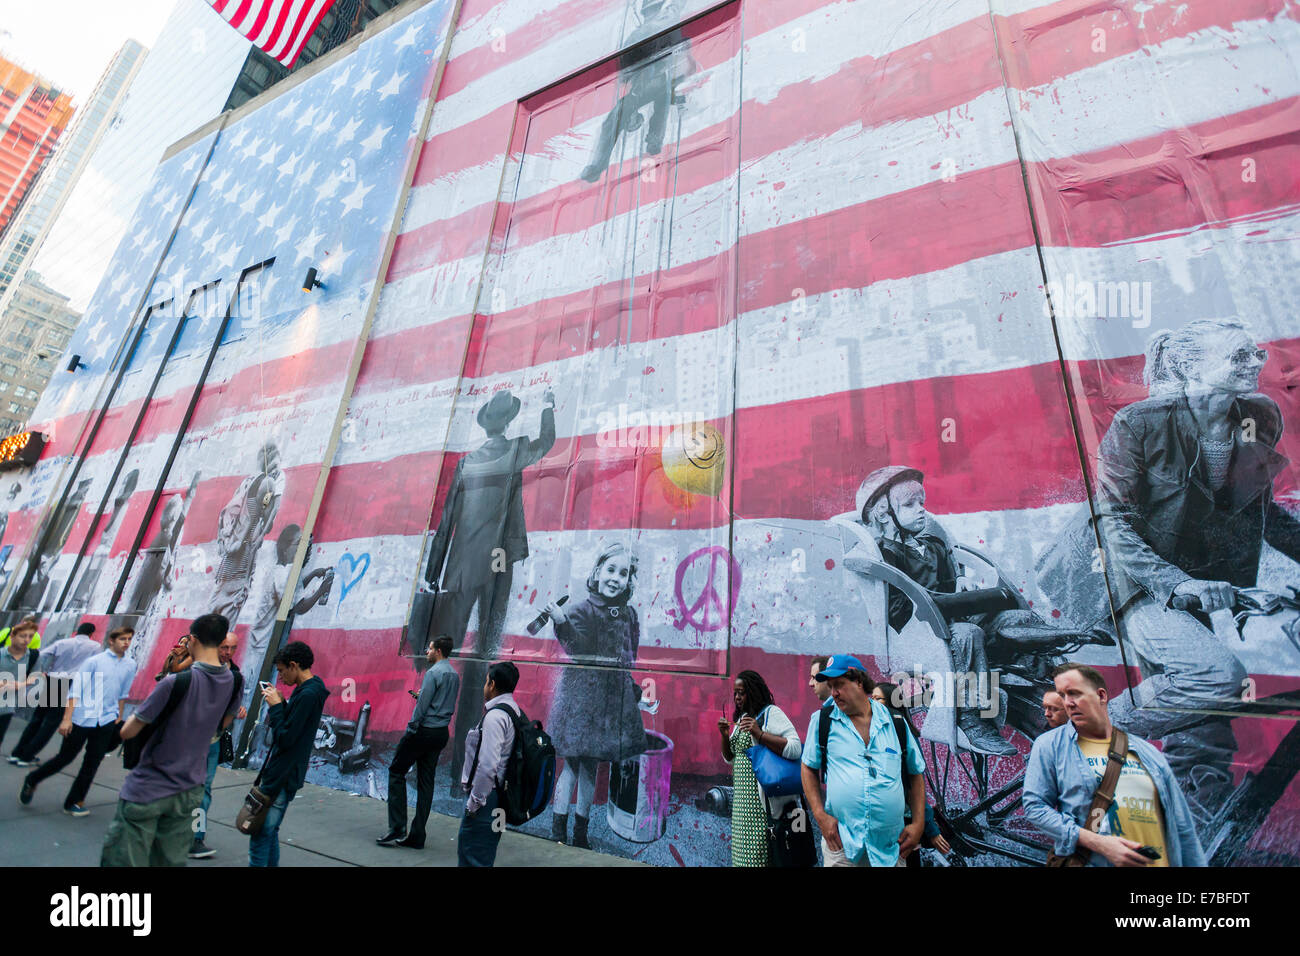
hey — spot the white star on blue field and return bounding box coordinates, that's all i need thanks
[59,1,450,382]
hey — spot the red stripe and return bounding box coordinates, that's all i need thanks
[261,0,301,61]
[412,0,1287,200]
[281,0,336,69]
[226,0,256,30]
[244,0,276,43]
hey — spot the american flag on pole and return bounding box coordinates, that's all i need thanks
[208,0,339,68]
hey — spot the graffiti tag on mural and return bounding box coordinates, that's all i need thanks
[671,545,740,633]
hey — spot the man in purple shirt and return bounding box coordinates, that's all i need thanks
[101,614,239,867]
[457,661,520,867]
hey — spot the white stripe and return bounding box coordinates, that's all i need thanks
[1014,18,1300,163]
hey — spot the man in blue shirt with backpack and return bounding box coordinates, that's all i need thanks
[801,655,926,867]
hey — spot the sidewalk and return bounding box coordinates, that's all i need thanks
[0,735,643,868]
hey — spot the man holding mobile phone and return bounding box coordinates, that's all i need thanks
[377,635,458,849]
[1023,663,1205,867]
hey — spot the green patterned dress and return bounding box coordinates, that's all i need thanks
[730,726,768,867]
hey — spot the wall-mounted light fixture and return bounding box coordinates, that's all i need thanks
[65,354,87,373]
[302,267,324,293]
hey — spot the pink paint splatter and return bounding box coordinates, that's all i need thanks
[824,558,835,570]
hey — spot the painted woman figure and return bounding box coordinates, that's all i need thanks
[1039,318,1300,827]
[544,542,647,849]
[211,442,283,627]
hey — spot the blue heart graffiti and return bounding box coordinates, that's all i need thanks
[335,551,371,605]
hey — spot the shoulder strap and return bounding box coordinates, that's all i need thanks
[466,703,513,790]
[147,669,193,745]
[817,701,834,783]
[1074,730,1129,861]
[889,709,913,777]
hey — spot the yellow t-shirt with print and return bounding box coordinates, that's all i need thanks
[1077,735,1168,867]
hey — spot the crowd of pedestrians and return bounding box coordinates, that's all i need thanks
[714,654,1206,867]
[4,607,1205,868]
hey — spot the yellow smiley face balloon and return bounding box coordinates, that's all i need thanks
[661,423,726,497]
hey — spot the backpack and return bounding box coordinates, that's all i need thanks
[123,670,192,770]
[122,668,242,770]
[471,702,557,826]
[816,699,915,783]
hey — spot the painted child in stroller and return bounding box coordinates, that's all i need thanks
[851,465,1113,755]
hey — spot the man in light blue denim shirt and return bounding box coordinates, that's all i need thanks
[801,655,926,867]
[1024,663,1204,867]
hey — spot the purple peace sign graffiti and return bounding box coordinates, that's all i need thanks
[671,545,741,632]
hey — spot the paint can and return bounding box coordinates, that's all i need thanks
[606,730,673,842]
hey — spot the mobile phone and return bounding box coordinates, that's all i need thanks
[408,689,419,699]
[259,680,271,690]
[1136,845,1161,860]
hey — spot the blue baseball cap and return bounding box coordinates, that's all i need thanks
[814,654,866,680]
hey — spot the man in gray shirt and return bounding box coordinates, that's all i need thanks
[377,635,459,850]
[10,622,101,766]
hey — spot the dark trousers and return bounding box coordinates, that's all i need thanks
[387,726,448,842]
[438,567,513,786]
[13,705,62,760]
[26,722,119,809]
[0,713,10,750]
[457,789,502,867]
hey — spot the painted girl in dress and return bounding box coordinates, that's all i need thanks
[544,542,647,849]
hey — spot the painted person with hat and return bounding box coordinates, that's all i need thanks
[801,655,927,867]
[854,466,1015,755]
[425,388,555,783]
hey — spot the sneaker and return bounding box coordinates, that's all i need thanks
[957,712,1017,756]
[5,756,17,765]
[13,758,37,767]
[188,839,216,859]
[63,804,89,817]
[19,781,34,805]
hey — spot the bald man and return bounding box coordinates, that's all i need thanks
[1042,690,1067,730]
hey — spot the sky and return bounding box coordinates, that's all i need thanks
[0,0,178,103]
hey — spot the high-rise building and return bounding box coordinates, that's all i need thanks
[0,57,75,236]
[0,42,147,311]
[0,272,76,435]
[23,0,252,314]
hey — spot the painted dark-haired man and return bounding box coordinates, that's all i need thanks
[249,640,329,867]
[101,615,239,867]
[457,661,520,867]
[379,635,459,850]
[800,654,926,867]
[1023,663,1204,867]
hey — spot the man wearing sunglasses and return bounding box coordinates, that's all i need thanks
[800,655,926,867]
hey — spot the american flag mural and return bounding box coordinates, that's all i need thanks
[4,0,1299,866]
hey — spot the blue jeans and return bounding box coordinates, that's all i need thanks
[248,789,292,867]
[457,789,501,867]
[196,740,220,842]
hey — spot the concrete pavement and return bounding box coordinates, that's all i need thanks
[0,726,643,868]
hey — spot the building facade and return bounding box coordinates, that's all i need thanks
[0,57,74,236]
[1,0,1297,868]
[0,273,76,435]
[0,41,146,310]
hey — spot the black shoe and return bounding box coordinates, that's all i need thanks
[395,835,425,849]
[376,828,407,846]
[19,780,35,805]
